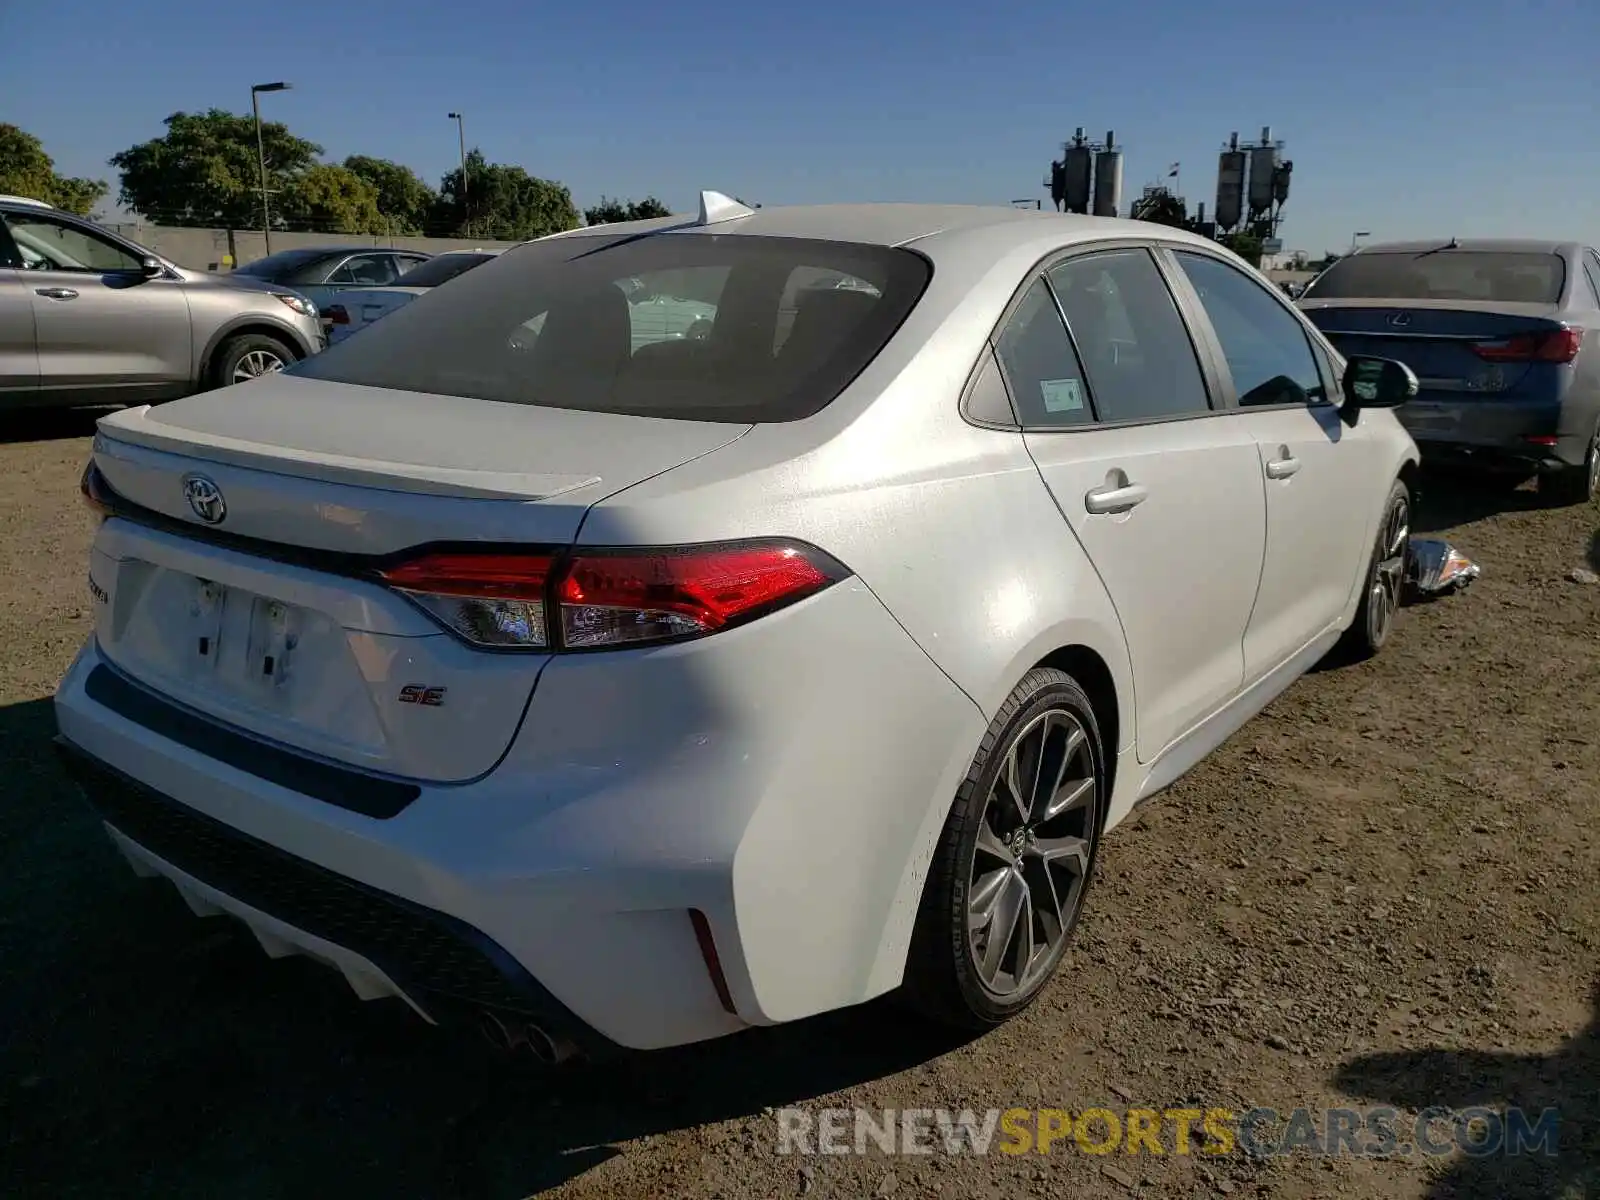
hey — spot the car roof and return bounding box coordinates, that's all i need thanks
[0,194,57,210]
[535,198,1225,262]
[1356,238,1578,256]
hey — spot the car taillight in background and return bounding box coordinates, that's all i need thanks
[80,460,113,519]
[321,304,349,326]
[376,541,848,651]
[1471,327,1583,364]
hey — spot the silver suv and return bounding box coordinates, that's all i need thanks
[0,196,324,410]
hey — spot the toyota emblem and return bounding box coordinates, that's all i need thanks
[182,474,227,524]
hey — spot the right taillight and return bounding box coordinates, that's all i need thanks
[1471,327,1583,364]
[376,540,847,651]
[321,304,349,325]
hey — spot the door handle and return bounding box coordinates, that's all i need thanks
[35,287,79,301]
[1265,455,1301,479]
[1084,481,1149,515]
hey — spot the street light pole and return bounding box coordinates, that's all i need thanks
[251,82,292,255]
[447,112,468,237]
[1349,230,1371,256]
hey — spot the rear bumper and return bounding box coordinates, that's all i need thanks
[1400,396,1588,471]
[52,579,985,1051]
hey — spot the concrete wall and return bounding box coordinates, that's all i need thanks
[102,224,522,271]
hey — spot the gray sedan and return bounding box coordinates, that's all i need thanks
[1299,238,1600,504]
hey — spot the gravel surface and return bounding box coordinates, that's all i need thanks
[1,410,1595,1199]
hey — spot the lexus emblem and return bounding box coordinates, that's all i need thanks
[1387,312,1412,328]
[182,474,227,524]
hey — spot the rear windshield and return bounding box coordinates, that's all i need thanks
[234,249,329,280]
[1304,250,1565,304]
[289,233,932,422]
[393,253,495,287]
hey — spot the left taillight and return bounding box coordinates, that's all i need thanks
[80,460,112,518]
[375,540,848,651]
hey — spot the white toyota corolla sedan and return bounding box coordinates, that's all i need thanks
[55,194,1420,1061]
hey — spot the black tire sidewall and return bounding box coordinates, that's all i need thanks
[1351,479,1410,656]
[212,334,294,389]
[919,668,1106,1027]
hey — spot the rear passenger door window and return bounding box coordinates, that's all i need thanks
[329,254,399,286]
[1582,251,1600,308]
[992,278,1093,428]
[1173,251,1327,408]
[1045,248,1211,423]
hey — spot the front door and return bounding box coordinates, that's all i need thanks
[0,221,39,397]
[4,210,192,402]
[1168,250,1379,681]
[999,247,1268,762]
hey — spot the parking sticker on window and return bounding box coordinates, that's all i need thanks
[1040,378,1084,413]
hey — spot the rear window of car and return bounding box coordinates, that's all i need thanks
[393,253,494,287]
[1303,250,1565,304]
[234,249,329,280]
[290,233,933,422]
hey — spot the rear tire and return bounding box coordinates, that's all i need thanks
[902,668,1105,1030]
[1539,422,1600,507]
[1338,478,1410,661]
[211,333,295,389]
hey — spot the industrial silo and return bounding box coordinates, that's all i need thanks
[1215,133,1246,231]
[1062,129,1094,214]
[1092,131,1123,218]
[1248,126,1278,218]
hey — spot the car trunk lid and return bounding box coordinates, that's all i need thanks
[86,375,749,782]
[1300,300,1575,398]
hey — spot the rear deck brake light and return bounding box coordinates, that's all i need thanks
[1471,327,1583,364]
[377,540,847,651]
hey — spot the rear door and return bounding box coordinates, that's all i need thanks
[4,209,192,402]
[1169,249,1380,680]
[305,252,401,306]
[1008,245,1266,762]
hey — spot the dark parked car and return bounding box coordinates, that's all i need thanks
[1299,239,1600,504]
[232,246,433,306]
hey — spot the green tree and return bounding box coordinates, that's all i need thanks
[278,164,386,234]
[436,149,579,240]
[1219,232,1264,267]
[343,155,437,234]
[0,124,108,216]
[110,109,322,228]
[584,195,672,225]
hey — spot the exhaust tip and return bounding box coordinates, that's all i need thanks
[477,1009,523,1054]
[525,1021,578,1066]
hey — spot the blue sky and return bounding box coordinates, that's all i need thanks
[4,0,1598,255]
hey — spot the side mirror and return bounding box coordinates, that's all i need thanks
[1340,355,1417,418]
[140,257,165,277]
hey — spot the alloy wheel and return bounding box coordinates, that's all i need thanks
[1367,492,1410,646]
[233,349,286,383]
[966,708,1098,998]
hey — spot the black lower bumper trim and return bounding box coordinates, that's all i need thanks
[55,737,618,1058]
[83,664,420,819]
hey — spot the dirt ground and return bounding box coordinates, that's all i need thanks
[1,409,1595,1200]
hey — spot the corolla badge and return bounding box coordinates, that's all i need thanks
[181,473,227,524]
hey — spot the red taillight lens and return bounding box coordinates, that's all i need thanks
[322,304,349,325]
[558,543,838,648]
[80,460,112,518]
[1471,327,1582,364]
[376,541,845,651]
[378,553,555,648]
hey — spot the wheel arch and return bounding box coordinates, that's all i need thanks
[197,317,312,386]
[1031,643,1121,830]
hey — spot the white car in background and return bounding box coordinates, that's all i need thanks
[56,194,1420,1061]
[321,249,502,343]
